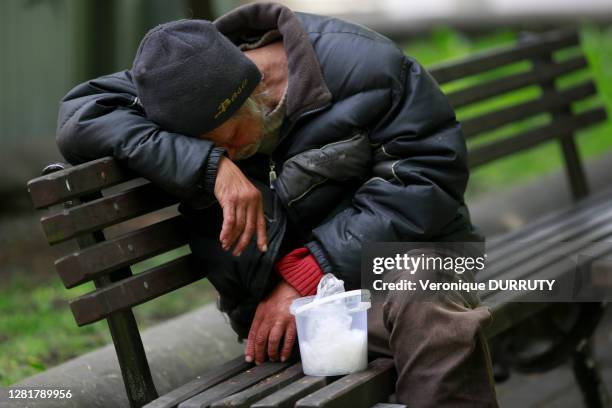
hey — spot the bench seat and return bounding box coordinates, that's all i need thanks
[481,185,612,337]
[139,186,612,408]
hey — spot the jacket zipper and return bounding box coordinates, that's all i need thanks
[271,103,332,168]
[269,103,331,207]
[268,159,277,190]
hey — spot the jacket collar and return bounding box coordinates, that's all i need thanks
[214,2,332,121]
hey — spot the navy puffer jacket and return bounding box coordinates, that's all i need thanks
[56,3,480,308]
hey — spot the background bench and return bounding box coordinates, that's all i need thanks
[27,28,609,407]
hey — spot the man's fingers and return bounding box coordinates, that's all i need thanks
[267,322,285,362]
[256,200,268,252]
[280,321,297,362]
[229,204,247,252]
[254,322,271,365]
[219,201,236,250]
[214,158,266,253]
[245,314,263,363]
[233,204,256,256]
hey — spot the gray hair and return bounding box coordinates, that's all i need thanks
[231,83,271,123]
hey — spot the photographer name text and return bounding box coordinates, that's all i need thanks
[372,279,555,292]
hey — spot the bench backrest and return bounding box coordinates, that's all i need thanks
[428,28,607,201]
[27,27,607,408]
[28,159,187,406]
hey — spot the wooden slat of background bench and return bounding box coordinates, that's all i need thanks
[429,29,579,84]
[469,107,606,168]
[55,216,187,288]
[484,219,612,280]
[483,197,612,270]
[479,219,612,287]
[178,362,293,408]
[481,242,612,338]
[446,55,587,109]
[482,301,550,338]
[210,364,304,408]
[483,256,588,303]
[480,234,612,338]
[295,359,396,408]
[461,81,597,138]
[481,245,612,324]
[486,199,612,261]
[476,186,612,337]
[41,182,177,244]
[70,254,205,326]
[251,376,329,408]
[28,157,132,209]
[478,249,612,337]
[486,186,612,250]
[143,357,252,408]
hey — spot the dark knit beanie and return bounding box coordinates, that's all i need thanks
[132,19,262,137]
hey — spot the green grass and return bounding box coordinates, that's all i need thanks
[2,23,612,386]
[0,246,216,386]
[404,24,612,198]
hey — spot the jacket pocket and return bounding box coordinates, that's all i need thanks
[275,131,372,208]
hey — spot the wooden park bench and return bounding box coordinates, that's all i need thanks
[27,28,609,407]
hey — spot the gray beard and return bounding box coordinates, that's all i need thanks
[234,140,262,160]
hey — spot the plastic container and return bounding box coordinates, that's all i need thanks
[290,289,371,376]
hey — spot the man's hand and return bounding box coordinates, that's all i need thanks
[246,280,300,364]
[214,156,267,256]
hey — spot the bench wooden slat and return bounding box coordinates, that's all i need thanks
[469,107,607,168]
[484,199,612,270]
[512,242,612,289]
[178,362,292,408]
[210,364,304,408]
[482,255,582,301]
[41,182,177,245]
[486,186,612,251]
[144,357,252,408]
[481,223,612,285]
[55,216,188,288]
[479,222,612,295]
[429,29,579,84]
[27,157,131,209]
[485,240,612,304]
[447,55,587,109]
[251,376,329,408]
[69,254,205,326]
[462,81,597,138]
[483,301,550,338]
[482,241,612,337]
[482,243,612,336]
[295,359,396,408]
[487,204,612,259]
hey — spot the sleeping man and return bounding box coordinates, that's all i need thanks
[56,3,498,406]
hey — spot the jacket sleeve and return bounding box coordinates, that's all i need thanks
[305,56,469,289]
[56,70,226,200]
